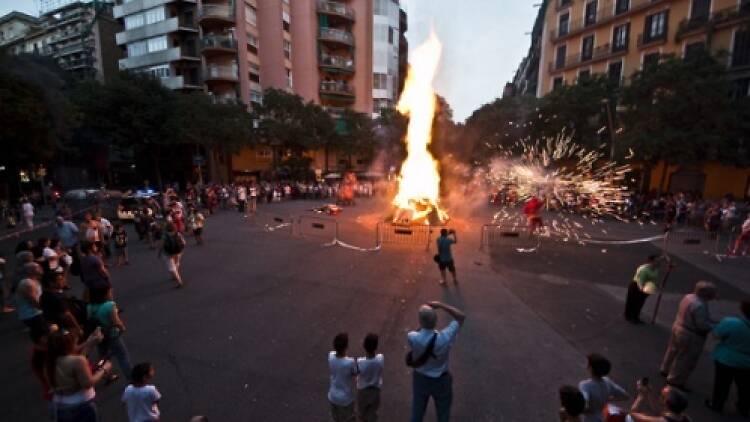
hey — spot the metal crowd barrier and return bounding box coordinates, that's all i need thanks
[376,223,438,250]
[295,215,339,240]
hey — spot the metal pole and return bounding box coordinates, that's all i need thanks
[651,256,675,324]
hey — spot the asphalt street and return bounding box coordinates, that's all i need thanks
[0,198,747,421]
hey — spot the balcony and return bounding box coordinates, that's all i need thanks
[318,28,354,46]
[322,106,347,116]
[199,4,235,27]
[676,4,750,40]
[548,42,627,74]
[319,54,354,73]
[119,46,199,69]
[317,1,355,21]
[203,64,239,82]
[320,81,355,100]
[115,17,196,46]
[550,0,669,42]
[161,75,202,90]
[114,0,197,19]
[201,34,237,57]
[636,32,667,49]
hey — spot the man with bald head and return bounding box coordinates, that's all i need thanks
[660,281,718,391]
[407,301,466,422]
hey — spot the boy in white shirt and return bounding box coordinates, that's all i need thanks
[122,362,161,422]
[328,333,357,422]
[356,333,384,422]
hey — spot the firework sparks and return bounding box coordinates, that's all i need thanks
[486,133,634,242]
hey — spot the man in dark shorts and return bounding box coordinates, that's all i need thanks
[436,229,457,285]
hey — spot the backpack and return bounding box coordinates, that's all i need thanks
[164,233,185,255]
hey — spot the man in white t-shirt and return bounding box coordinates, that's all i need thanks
[357,333,384,422]
[407,301,466,422]
[328,332,357,422]
[122,362,161,422]
[237,185,247,216]
[21,199,34,229]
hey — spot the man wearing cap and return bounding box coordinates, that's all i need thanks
[407,301,466,422]
[624,255,660,324]
[660,281,718,390]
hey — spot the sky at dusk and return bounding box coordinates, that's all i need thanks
[1,0,540,122]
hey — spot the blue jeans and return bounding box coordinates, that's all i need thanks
[411,371,452,422]
[54,400,98,422]
[98,335,132,381]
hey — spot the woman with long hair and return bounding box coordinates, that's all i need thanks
[46,330,112,421]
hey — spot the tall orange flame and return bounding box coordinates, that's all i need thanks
[392,32,447,224]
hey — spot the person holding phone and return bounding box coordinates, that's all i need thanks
[46,329,113,422]
[435,229,458,285]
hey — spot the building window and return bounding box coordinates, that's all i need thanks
[247,33,258,55]
[138,64,170,78]
[558,13,569,37]
[732,30,750,68]
[612,23,629,52]
[581,35,594,61]
[578,69,591,81]
[559,0,572,6]
[282,11,290,32]
[283,39,291,59]
[147,35,167,52]
[144,7,165,25]
[250,89,263,105]
[643,52,660,69]
[690,0,711,22]
[615,0,629,15]
[374,0,388,15]
[685,41,706,61]
[249,71,260,83]
[388,27,394,44]
[555,44,567,69]
[286,68,293,88]
[585,1,598,26]
[553,77,564,90]
[644,10,668,42]
[373,73,388,90]
[608,60,623,84]
[245,5,257,26]
[124,13,144,30]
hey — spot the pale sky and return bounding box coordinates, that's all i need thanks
[1,0,539,122]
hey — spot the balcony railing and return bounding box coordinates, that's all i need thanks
[204,64,239,81]
[322,106,346,115]
[317,1,355,20]
[201,34,237,50]
[549,42,627,73]
[676,4,750,39]
[319,54,354,71]
[318,28,354,45]
[636,32,667,48]
[550,0,669,42]
[320,81,354,96]
[199,4,234,20]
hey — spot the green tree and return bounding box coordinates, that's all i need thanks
[336,109,375,169]
[620,50,735,192]
[464,95,539,164]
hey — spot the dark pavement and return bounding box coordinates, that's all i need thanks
[0,199,747,421]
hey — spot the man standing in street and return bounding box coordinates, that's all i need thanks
[159,223,185,288]
[624,255,660,324]
[660,281,717,391]
[21,198,35,229]
[408,301,466,422]
[55,216,79,252]
[436,229,458,285]
[237,185,247,216]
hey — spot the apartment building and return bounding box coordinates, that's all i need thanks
[538,0,750,96]
[1,2,122,81]
[372,0,402,116]
[524,0,750,197]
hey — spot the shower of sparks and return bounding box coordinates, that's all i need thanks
[485,133,636,243]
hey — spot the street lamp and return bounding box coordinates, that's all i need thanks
[601,99,616,161]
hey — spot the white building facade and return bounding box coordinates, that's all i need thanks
[371,0,400,116]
